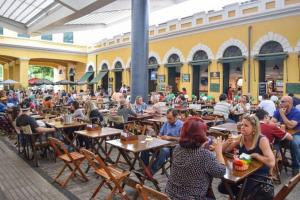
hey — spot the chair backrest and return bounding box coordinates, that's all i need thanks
[207,129,229,140]
[80,148,99,171]
[136,184,169,200]
[48,137,70,158]
[19,125,33,135]
[274,173,300,200]
[109,115,125,124]
[81,148,119,182]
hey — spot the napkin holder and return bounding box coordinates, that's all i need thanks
[86,124,101,132]
[120,132,138,141]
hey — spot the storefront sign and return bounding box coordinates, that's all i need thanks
[158,75,165,83]
[210,83,220,92]
[210,72,220,78]
[182,74,190,82]
[258,82,267,96]
[286,83,300,94]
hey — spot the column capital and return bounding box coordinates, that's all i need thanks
[19,57,30,61]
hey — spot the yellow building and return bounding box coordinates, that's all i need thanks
[1,0,300,101]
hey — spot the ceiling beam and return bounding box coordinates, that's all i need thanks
[28,0,114,34]
[0,16,27,33]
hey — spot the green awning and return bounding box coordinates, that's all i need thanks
[90,71,108,84]
[218,56,246,64]
[77,72,93,84]
[254,52,288,61]
[189,59,211,66]
[148,64,159,69]
[112,68,123,72]
[164,62,183,68]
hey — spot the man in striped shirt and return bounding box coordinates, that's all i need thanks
[213,93,233,121]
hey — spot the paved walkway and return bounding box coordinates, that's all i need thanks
[0,139,69,200]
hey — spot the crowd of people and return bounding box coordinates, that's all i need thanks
[0,85,299,200]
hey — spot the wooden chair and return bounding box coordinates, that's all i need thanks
[48,137,88,188]
[273,172,300,200]
[207,129,229,140]
[136,184,170,200]
[19,125,50,167]
[80,148,131,200]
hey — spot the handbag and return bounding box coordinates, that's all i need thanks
[246,174,274,200]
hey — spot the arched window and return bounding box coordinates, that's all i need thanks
[88,65,94,72]
[259,41,283,54]
[115,61,122,69]
[167,54,180,63]
[223,46,242,58]
[102,63,108,71]
[193,50,208,61]
[148,57,158,65]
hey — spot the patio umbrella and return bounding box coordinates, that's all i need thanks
[0,79,19,90]
[55,80,75,85]
[35,79,53,85]
[28,78,40,85]
[2,79,19,84]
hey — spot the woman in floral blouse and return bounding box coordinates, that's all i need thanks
[166,117,226,200]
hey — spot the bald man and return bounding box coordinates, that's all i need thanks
[272,96,300,176]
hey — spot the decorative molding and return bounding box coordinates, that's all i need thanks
[149,51,162,64]
[216,38,248,59]
[295,39,300,52]
[99,59,110,70]
[112,57,125,69]
[252,32,293,55]
[162,47,185,64]
[186,43,214,61]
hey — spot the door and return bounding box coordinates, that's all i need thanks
[102,73,108,92]
[115,71,122,92]
[148,69,157,93]
[223,63,230,94]
[192,65,200,98]
[168,67,176,93]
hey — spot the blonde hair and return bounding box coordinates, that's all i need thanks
[85,101,97,118]
[240,114,261,150]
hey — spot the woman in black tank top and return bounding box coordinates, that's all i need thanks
[218,114,275,199]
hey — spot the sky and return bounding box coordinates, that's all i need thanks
[76,0,245,45]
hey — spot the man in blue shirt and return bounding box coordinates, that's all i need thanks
[141,109,183,176]
[272,96,300,175]
[0,97,8,113]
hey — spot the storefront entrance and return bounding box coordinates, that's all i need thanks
[220,46,245,94]
[166,54,182,94]
[114,61,123,92]
[190,50,210,98]
[148,57,159,93]
[257,41,286,97]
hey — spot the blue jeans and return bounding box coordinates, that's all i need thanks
[291,134,300,170]
[141,147,171,174]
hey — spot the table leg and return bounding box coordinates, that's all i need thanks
[237,178,248,200]
[223,180,236,200]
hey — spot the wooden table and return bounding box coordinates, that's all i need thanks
[31,114,56,120]
[128,113,153,121]
[210,123,238,133]
[74,127,121,162]
[287,129,299,135]
[46,120,87,150]
[106,135,172,190]
[223,155,263,200]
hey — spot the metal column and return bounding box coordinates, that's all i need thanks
[131,0,149,103]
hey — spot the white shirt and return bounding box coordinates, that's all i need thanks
[258,99,276,117]
[270,95,278,103]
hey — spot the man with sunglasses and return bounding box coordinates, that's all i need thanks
[272,96,300,176]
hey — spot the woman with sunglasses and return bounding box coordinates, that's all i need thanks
[218,114,275,200]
